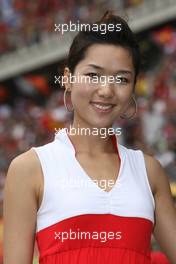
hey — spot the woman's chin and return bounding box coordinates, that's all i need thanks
[86,119,113,130]
[74,112,114,129]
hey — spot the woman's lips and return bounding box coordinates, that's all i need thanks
[90,102,115,113]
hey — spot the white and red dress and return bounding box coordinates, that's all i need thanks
[32,127,155,264]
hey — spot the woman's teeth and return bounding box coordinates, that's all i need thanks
[93,103,113,110]
[90,102,114,112]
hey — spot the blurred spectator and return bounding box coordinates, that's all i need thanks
[151,251,171,264]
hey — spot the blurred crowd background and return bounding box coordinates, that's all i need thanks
[0,0,176,263]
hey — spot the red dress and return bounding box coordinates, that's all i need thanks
[33,128,155,263]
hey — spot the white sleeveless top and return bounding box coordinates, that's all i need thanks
[32,127,155,234]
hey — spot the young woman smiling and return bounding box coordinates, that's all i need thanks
[3,11,176,264]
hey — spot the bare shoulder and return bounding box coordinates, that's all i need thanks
[6,148,42,210]
[9,148,36,165]
[3,149,43,263]
[143,153,171,197]
[7,148,41,182]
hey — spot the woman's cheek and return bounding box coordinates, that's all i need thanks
[70,85,89,109]
[116,85,133,102]
[74,83,93,101]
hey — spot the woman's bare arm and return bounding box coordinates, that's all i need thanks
[144,154,176,264]
[3,149,41,264]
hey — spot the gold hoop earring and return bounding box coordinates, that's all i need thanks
[63,88,74,112]
[120,95,137,119]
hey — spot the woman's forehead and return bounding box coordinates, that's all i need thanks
[76,44,134,73]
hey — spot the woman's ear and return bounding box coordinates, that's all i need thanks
[63,67,72,91]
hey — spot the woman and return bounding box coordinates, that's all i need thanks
[3,11,176,264]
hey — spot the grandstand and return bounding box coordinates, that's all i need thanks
[1,1,176,263]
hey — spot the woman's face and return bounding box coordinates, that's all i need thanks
[64,43,135,129]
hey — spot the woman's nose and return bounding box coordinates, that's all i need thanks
[97,81,114,98]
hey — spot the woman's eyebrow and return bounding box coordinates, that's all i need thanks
[115,70,132,75]
[86,64,132,75]
[87,64,103,70]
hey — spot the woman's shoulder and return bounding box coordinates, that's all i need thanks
[9,148,42,177]
[142,152,170,197]
[141,151,171,200]
[119,144,161,195]
[119,143,160,167]
[6,149,42,207]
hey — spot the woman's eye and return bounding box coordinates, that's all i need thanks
[86,73,98,78]
[117,77,129,84]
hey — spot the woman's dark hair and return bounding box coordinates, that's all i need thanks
[66,11,141,85]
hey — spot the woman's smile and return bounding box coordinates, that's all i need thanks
[90,101,115,113]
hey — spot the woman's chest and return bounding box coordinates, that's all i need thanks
[74,152,121,192]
